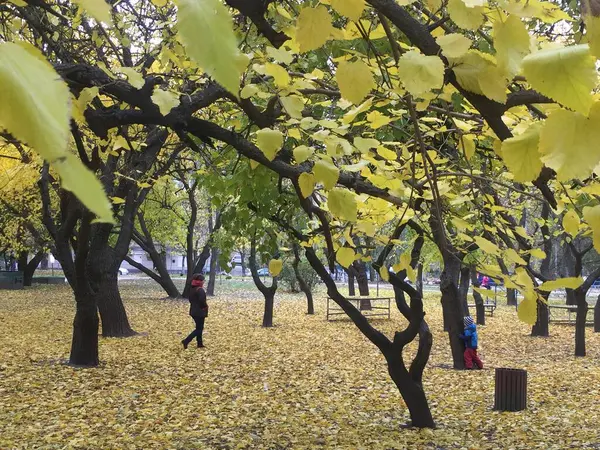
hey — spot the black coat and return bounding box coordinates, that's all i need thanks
[188,287,207,317]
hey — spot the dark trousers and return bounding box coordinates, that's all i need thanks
[183,316,205,346]
[464,348,483,369]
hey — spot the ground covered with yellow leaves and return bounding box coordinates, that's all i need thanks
[1,280,599,449]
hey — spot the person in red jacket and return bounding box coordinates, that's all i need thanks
[182,273,208,349]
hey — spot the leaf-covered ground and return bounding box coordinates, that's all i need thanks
[1,280,599,449]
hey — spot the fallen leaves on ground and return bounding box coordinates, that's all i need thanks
[1,280,599,449]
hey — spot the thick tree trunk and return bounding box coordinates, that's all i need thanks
[386,354,435,428]
[458,267,470,314]
[566,289,577,306]
[124,255,180,298]
[595,294,600,333]
[470,271,485,325]
[347,270,356,296]
[249,238,278,327]
[574,290,588,357]
[506,288,517,306]
[95,273,136,337]
[18,251,44,287]
[262,292,275,327]
[207,247,218,296]
[70,292,100,366]
[354,260,370,296]
[416,263,423,296]
[439,256,466,369]
[531,297,549,337]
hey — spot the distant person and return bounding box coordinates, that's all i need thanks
[460,316,483,370]
[481,275,490,290]
[182,273,208,349]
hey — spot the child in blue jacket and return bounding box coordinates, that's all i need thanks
[460,316,483,369]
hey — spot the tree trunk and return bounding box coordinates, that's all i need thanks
[458,266,470,314]
[240,251,246,277]
[354,260,370,296]
[207,247,218,296]
[386,355,435,428]
[18,251,44,287]
[40,254,49,270]
[293,244,314,315]
[347,270,356,296]
[531,296,549,337]
[575,290,588,357]
[95,273,136,337]
[470,271,485,325]
[566,289,577,306]
[262,291,275,327]
[595,294,600,333]
[416,263,423,297]
[70,292,100,366]
[439,256,466,369]
[124,255,180,298]
[506,288,517,306]
[249,238,278,327]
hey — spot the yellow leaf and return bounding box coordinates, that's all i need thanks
[240,84,259,99]
[265,62,290,88]
[298,173,315,198]
[256,128,284,161]
[504,248,526,265]
[539,102,600,181]
[269,259,283,277]
[337,247,356,268]
[327,188,357,222]
[522,44,597,115]
[517,295,537,325]
[562,209,580,237]
[451,50,507,103]
[313,159,339,190]
[397,51,445,96]
[474,236,501,256]
[175,0,248,94]
[366,111,392,129]
[584,14,600,58]
[280,95,304,119]
[460,135,476,160]
[436,33,472,58]
[336,60,375,105]
[584,205,600,252]
[120,67,144,89]
[331,0,365,21]
[110,196,126,204]
[447,0,484,30]
[73,0,112,23]
[151,88,180,115]
[354,137,379,152]
[266,46,293,65]
[501,121,542,182]
[529,248,546,259]
[293,145,313,163]
[379,266,389,281]
[493,14,530,78]
[0,43,113,223]
[539,277,584,292]
[296,6,334,53]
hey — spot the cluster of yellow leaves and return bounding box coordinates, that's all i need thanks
[1,281,600,449]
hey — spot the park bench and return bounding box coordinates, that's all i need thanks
[326,296,391,321]
[547,304,594,325]
[467,296,497,316]
[0,271,24,290]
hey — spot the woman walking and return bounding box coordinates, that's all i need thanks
[182,273,208,349]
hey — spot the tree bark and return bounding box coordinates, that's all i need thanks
[354,260,370,296]
[18,251,44,286]
[595,294,600,333]
[439,255,466,369]
[293,243,314,315]
[566,289,577,306]
[70,293,100,366]
[416,263,423,297]
[470,271,485,326]
[458,266,470,314]
[94,272,136,337]
[574,289,588,356]
[531,296,549,337]
[124,255,180,298]
[262,291,275,327]
[207,246,218,296]
[249,237,277,327]
[347,270,356,296]
[506,288,517,306]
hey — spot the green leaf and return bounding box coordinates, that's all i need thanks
[397,51,445,96]
[175,0,248,95]
[336,247,356,268]
[280,95,304,119]
[151,88,180,115]
[436,33,472,58]
[327,188,357,222]
[336,60,375,105]
[562,210,580,237]
[296,6,334,53]
[474,236,501,256]
[447,0,484,30]
[539,103,600,181]
[269,259,283,277]
[298,172,315,198]
[313,159,339,190]
[0,43,113,223]
[256,128,284,161]
[522,44,597,115]
[240,84,259,99]
[501,121,542,182]
[539,277,584,292]
[120,67,145,89]
[493,15,531,78]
